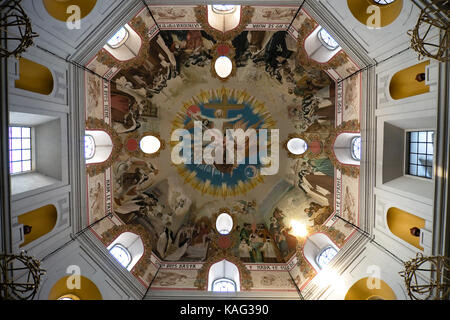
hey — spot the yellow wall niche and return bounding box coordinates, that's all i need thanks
[389,60,430,100]
[387,207,426,250]
[347,0,403,28]
[345,277,397,300]
[48,276,103,300]
[18,204,57,247]
[43,0,97,22]
[15,58,54,95]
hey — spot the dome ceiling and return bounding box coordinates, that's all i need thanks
[84,4,362,292]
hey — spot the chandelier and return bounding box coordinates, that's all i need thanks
[0,251,46,300]
[407,0,450,62]
[400,253,450,300]
[0,0,38,58]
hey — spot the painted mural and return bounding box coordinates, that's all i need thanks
[84,4,361,291]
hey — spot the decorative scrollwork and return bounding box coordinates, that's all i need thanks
[0,251,46,300]
[0,0,38,58]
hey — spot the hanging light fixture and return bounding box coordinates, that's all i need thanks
[0,251,46,300]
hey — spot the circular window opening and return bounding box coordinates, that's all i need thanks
[107,26,129,48]
[373,0,396,4]
[216,213,233,235]
[351,136,361,161]
[287,138,308,155]
[318,28,340,51]
[84,135,95,160]
[212,5,236,14]
[140,135,161,154]
[214,56,233,79]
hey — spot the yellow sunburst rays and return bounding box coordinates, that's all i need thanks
[170,88,277,198]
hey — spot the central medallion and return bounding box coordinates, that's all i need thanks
[171,88,277,198]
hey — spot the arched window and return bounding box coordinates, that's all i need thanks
[317,246,338,269]
[216,213,233,235]
[109,244,132,268]
[351,136,361,161]
[103,24,141,62]
[304,26,341,63]
[318,28,339,51]
[85,130,112,165]
[84,135,95,160]
[304,233,339,271]
[107,27,129,49]
[334,133,361,165]
[107,232,144,271]
[207,5,241,34]
[212,278,237,292]
[208,260,240,292]
[212,5,236,14]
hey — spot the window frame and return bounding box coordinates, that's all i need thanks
[106,26,129,49]
[8,125,35,176]
[84,134,96,160]
[404,129,434,180]
[317,28,340,51]
[212,277,237,293]
[316,246,338,269]
[211,5,237,14]
[351,136,361,161]
[109,243,132,269]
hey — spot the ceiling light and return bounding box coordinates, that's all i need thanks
[287,138,308,155]
[214,56,233,78]
[291,220,308,237]
[216,213,233,235]
[140,135,161,154]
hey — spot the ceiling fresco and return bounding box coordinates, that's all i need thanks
[84,5,362,292]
